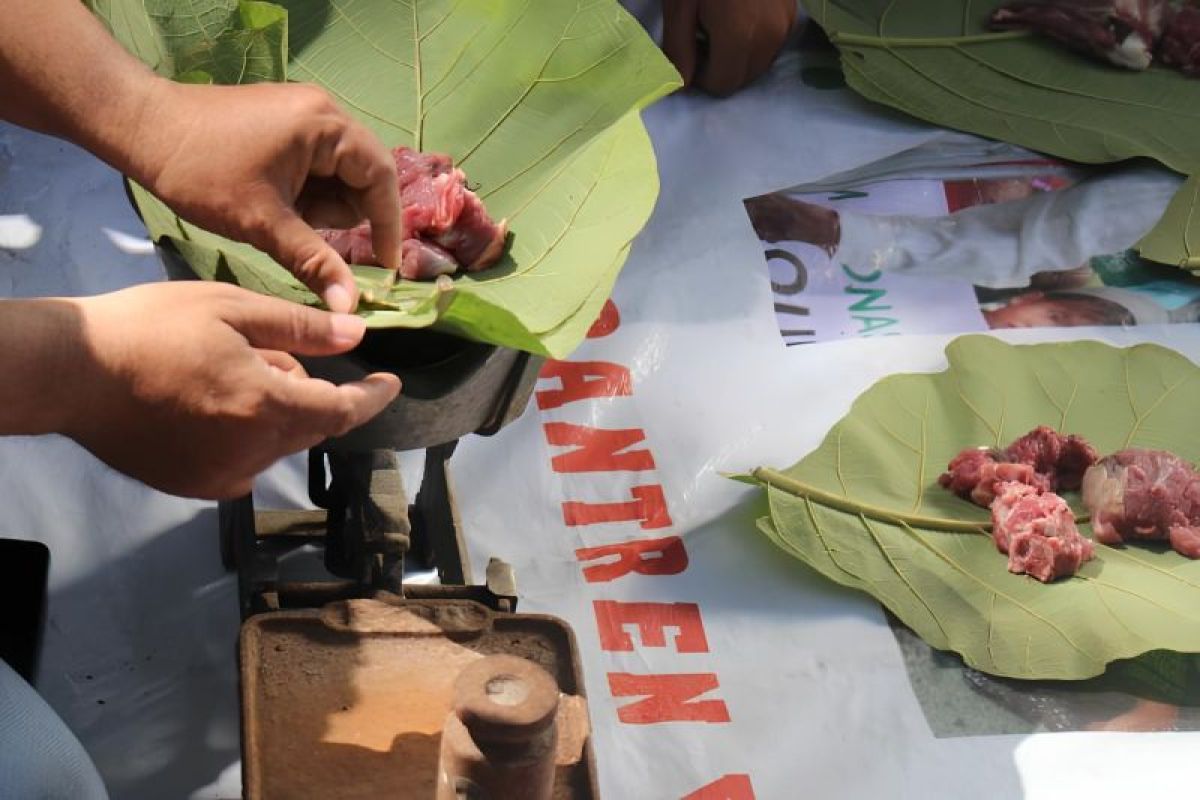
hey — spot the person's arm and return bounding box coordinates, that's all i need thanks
[0,0,406,498]
[0,300,81,438]
[0,0,402,312]
[0,285,399,499]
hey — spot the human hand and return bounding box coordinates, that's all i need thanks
[744,193,840,253]
[64,282,400,499]
[663,0,797,96]
[126,82,403,313]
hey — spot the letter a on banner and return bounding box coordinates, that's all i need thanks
[536,361,632,410]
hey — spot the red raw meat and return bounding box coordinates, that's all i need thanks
[1160,2,1200,74]
[1002,426,1098,491]
[990,0,1170,70]
[991,481,1094,582]
[938,448,1048,506]
[432,189,509,270]
[938,426,1098,507]
[315,228,460,279]
[317,146,508,281]
[1081,448,1200,558]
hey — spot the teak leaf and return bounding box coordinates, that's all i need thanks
[91,0,681,357]
[739,335,1200,680]
[89,0,288,84]
[810,0,1200,272]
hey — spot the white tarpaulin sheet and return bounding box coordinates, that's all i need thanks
[2,12,1199,800]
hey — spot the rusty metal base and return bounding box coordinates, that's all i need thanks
[240,597,599,800]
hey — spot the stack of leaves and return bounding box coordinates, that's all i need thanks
[809,0,1200,273]
[736,335,1200,679]
[87,0,681,358]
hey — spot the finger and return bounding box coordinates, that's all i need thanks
[222,292,369,355]
[251,206,361,313]
[662,0,700,86]
[331,125,403,273]
[273,372,401,440]
[696,21,752,96]
[257,349,308,377]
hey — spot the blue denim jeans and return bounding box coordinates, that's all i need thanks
[0,659,108,799]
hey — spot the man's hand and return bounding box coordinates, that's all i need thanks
[1,1,403,312]
[663,0,797,96]
[62,283,400,499]
[129,82,403,313]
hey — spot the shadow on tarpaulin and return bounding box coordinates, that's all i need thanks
[26,509,244,800]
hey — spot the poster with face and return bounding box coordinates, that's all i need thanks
[744,152,1198,346]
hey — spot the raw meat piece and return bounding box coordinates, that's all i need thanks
[401,239,458,278]
[1081,448,1200,558]
[1160,3,1200,74]
[990,0,1170,70]
[938,448,1048,506]
[317,228,459,280]
[991,481,1095,582]
[938,426,1098,507]
[394,148,464,234]
[318,225,375,266]
[1002,426,1098,491]
[433,190,510,270]
[317,146,508,281]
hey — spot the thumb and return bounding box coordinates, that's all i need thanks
[249,205,360,313]
[222,292,369,356]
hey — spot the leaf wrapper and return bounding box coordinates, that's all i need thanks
[740,335,1200,680]
[811,1,1200,274]
[90,0,681,357]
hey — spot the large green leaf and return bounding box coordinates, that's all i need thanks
[808,1,1200,272]
[89,0,288,83]
[739,335,1200,680]
[93,0,680,358]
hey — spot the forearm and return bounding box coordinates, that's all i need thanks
[0,0,167,179]
[0,299,83,436]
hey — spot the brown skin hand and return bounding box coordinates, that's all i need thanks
[0,0,404,498]
[662,0,798,96]
[1,0,404,311]
[0,284,400,500]
[131,82,404,313]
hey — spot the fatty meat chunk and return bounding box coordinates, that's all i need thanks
[1081,448,1200,558]
[991,482,1094,582]
[990,0,1170,70]
[316,145,508,281]
[1160,2,1200,75]
[938,448,1047,506]
[1002,425,1098,491]
[938,426,1097,508]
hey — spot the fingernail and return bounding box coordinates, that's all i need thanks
[330,313,367,347]
[324,282,355,313]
